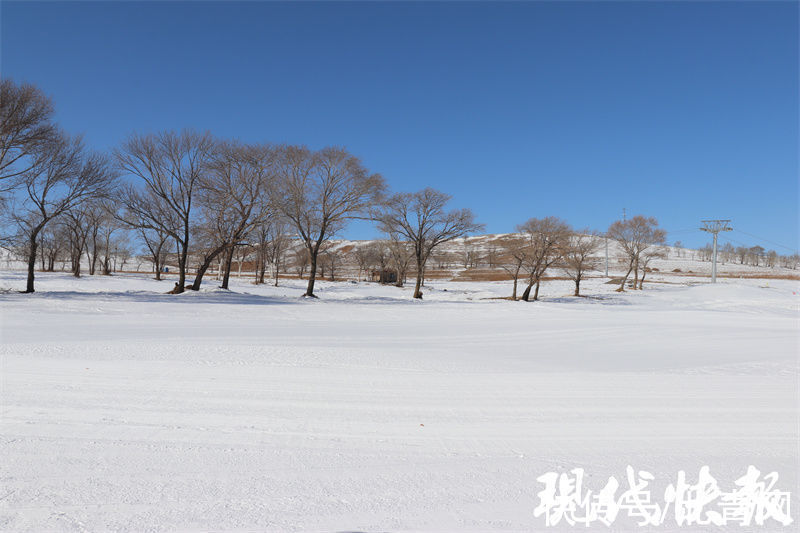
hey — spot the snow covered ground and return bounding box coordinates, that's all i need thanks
[0,272,798,531]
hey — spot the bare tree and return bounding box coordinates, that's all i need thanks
[265,220,289,286]
[720,242,735,264]
[97,214,122,275]
[253,218,289,286]
[15,133,116,292]
[62,206,93,277]
[748,246,765,266]
[560,230,601,296]
[115,240,134,272]
[516,217,571,302]
[700,243,713,262]
[292,245,309,279]
[485,244,498,269]
[318,242,341,281]
[37,223,66,272]
[462,239,479,268]
[139,226,169,280]
[82,206,106,275]
[386,237,414,287]
[115,130,214,293]
[273,145,385,297]
[498,236,530,300]
[766,249,778,268]
[376,188,483,299]
[607,215,666,291]
[637,246,666,288]
[735,246,748,265]
[352,243,376,281]
[373,242,391,276]
[0,79,57,190]
[190,142,274,291]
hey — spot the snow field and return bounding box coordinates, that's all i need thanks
[0,272,797,531]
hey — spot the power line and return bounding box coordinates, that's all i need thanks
[718,235,751,248]
[731,229,797,252]
[664,228,699,235]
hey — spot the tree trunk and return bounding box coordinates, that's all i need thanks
[174,257,185,294]
[173,241,187,293]
[39,237,46,271]
[192,261,211,291]
[413,255,424,299]
[72,249,81,278]
[533,280,541,301]
[89,231,99,275]
[395,264,406,287]
[304,246,319,297]
[258,262,266,285]
[511,263,521,300]
[192,245,228,291]
[520,281,533,302]
[618,260,634,292]
[153,242,163,281]
[25,227,44,293]
[574,276,581,297]
[273,260,279,287]
[221,246,235,290]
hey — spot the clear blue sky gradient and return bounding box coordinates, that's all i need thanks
[2,1,797,250]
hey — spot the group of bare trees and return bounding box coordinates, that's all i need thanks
[720,244,793,268]
[114,137,391,296]
[494,215,665,300]
[43,204,128,277]
[1,80,119,292]
[687,241,797,270]
[1,78,482,298]
[495,218,595,300]
[4,78,794,299]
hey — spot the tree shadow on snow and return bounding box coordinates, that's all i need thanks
[0,289,296,306]
[538,294,633,306]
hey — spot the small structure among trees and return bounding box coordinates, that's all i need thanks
[371,269,397,284]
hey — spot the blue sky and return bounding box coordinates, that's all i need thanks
[2,1,797,251]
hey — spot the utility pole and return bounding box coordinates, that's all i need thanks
[699,220,732,283]
[622,208,626,222]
